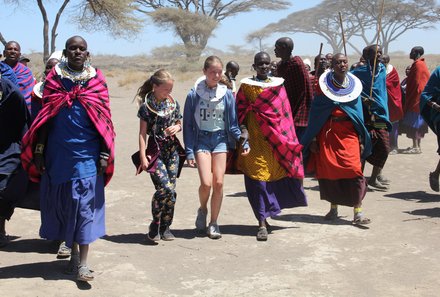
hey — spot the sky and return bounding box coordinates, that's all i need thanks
[0,0,439,58]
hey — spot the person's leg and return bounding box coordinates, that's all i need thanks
[194,152,212,232]
[210,152,227,224]
[353,203,371,225]
[195,152,213,211]
[429,159,440,192]
[324,203,338,220]
[77,243,94,281]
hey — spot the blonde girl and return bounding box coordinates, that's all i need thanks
[136,69,183,242]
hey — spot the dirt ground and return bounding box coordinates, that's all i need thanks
[1,75,440,297]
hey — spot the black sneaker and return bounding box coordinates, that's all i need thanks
[160,226,175,241]
[147,222,160,242]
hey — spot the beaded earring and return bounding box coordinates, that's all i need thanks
[84,55,92,68]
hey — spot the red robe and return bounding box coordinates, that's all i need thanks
[404,58,430,113]
[386,65,403,122]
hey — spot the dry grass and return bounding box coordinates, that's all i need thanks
[25,52,440,85]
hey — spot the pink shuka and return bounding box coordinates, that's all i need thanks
[236,84,304,179]
[21,68,115,185]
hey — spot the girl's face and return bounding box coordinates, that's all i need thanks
[153,79,174,100]
[203,62,223,88]
[254,54,271,80]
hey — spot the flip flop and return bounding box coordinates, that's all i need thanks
[77,265,94,282]
[353,216,371,225]
[256,227,268,241]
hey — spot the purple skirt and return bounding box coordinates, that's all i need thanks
[244,176,307,221]
[39,174,105,247]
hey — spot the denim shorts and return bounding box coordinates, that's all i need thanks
[195,130,228,154]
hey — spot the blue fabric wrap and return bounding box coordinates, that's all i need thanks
[45,78,100,185]
[0,62,18,86]
[301,93,372,160]
[420,66,440,135]
[351,63,391,131]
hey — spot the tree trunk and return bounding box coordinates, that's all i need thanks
[36,0,50,62]
[0,32,7,47]
[51,0,71,55]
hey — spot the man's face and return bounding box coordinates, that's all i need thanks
[274,42,288,58]
[409,48,418,60]
[3,42,21,63]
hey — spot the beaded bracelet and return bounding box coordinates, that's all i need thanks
[100,152,110,160]
[34,143,45,154]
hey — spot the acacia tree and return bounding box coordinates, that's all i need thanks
[135,0,290,61]
[2,0,141,61]
[257,0,440,55]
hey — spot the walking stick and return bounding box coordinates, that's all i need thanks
[338,12,347,57]
[369,0,385,99]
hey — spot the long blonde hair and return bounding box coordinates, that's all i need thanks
[135,69,174,106]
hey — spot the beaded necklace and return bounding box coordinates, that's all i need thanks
[145,92,176,117]
[331,73,349,89]
[59,62,93,84]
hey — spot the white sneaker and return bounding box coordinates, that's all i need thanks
[207,223,222,239]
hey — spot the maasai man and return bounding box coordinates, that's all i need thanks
[224,61,240,95]
[1,41,35,111]
[274,37,313,141]
[351,45,391,191]
[400,46,430,154]
[235,52,307,241]
[419,67,440,192]
[382,54,403,154]
[301,53,372,224]
[21,36,115,282]
[310,54,329,91]
[0,74,31,247]
[0,54,18,86]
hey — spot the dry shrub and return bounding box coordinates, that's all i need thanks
[116,70,148,88]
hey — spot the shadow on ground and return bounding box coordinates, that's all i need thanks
[384,191,440,203]
[1,238,58,255]
[0,259,91,289]
[272,213,370,229]
[404,207,440,219]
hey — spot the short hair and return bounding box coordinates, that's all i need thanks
[226,61,239,71]
[411,46,424,56]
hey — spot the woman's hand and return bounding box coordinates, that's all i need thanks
[136,155,150,175]
[34,153,46,174]
[164,124,181,137]
[241,147,250,156]
[187,159,196,168]
[98,158,108,175]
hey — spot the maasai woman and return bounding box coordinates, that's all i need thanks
[235,52,307,241]
[183,56,250,240]
[301,53,372,224]
[21,36,115,282]
[135,69,184,242]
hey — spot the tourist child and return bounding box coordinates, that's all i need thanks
[136,69,184,242]
[183,56,250,239]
